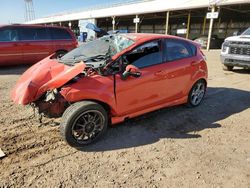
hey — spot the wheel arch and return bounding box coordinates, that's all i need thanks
[185,77,207,97]
[72,99,113,125]
[90,99,111,114]
[55,49,68,54]
[190,78,207,92]
[54,49,68,58]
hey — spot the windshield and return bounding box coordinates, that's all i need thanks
[60,34,135,64]
[241,28,250,36]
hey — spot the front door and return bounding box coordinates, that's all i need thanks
[115,40,167,116]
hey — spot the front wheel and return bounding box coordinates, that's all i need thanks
[187,79,206,107]
[60,101,108,148]
[222,65,234,71]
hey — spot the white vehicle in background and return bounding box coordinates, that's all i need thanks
[221,27,250,71]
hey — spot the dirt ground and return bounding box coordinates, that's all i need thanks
[0,50,249,188]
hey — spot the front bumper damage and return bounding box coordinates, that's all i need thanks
[34,89,68,118]
[11,55,86,118]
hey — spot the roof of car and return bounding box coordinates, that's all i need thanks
[123,33,197,46]
[125,33,170,40]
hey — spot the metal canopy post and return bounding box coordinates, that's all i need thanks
[112,16,116,31]
[186,12,191,39]
[165,11,170,35]
[135,15,139,33]
[207,5,216,51]
[202,15,206,35]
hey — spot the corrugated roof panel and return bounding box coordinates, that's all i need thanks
[26,0,249,24]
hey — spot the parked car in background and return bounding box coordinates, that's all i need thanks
[0,24,78,66]
[12,33,208,148]
[221,27,250,71]
[194,35,224,49]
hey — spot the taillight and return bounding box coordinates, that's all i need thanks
[74,40,78,47]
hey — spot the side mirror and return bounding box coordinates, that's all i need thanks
[121,65,141,80]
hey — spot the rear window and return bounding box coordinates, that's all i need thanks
[49,28,72,40]
[189,43,197,56]
[164,39,196,62]
[0,28,18,42]
[18,27,50,41]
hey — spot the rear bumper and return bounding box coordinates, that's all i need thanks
[220,53,250,68]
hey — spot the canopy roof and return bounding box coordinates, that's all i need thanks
[26,0,249,24]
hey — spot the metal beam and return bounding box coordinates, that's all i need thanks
[165,11,170,35]
[207,5,215,51]
[135,15,139,33]
[202,15,206,35]
[186,12,191,39]
[112,16,116,31]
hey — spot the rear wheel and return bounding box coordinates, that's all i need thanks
[222,65,234,71]
[60,101,108,148]
[55,50,67,59]
[187,79,206,107]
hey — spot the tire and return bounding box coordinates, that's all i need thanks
[222,65,234,71]
[55,50,67,59]
[187,79,206,107]
[60,101,108,148]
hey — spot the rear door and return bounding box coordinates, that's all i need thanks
[49,27,76,52]
[162,38,198,101]
[18,27,52,64]
[0,26,23,66]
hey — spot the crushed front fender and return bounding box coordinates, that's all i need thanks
[11,55,86,105]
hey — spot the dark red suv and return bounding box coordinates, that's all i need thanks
[0,24,78,66]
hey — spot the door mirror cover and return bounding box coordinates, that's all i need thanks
[121,65,141,80]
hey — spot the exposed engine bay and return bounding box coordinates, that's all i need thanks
[26,35,135,118]
[10,34,136,120]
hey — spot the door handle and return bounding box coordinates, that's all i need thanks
[154,71,165,76]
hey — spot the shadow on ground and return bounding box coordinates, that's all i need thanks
[80,87,250,152]
[231,68,250,74]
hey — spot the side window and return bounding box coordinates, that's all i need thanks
[34,28,50,40]
[0,28,18,42]
[165,39,195,62]
[125,40,162,69]
[19,27,50,41]
[189,43,197,56]
[50,28,72,40]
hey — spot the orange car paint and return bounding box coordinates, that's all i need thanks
[11,55,85,104]
[11,33,207,124]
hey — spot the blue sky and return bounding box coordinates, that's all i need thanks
[0,0,126,24]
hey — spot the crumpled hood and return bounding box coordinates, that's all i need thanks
[11,54,86,105]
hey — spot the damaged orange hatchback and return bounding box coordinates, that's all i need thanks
[12,33,208,148]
